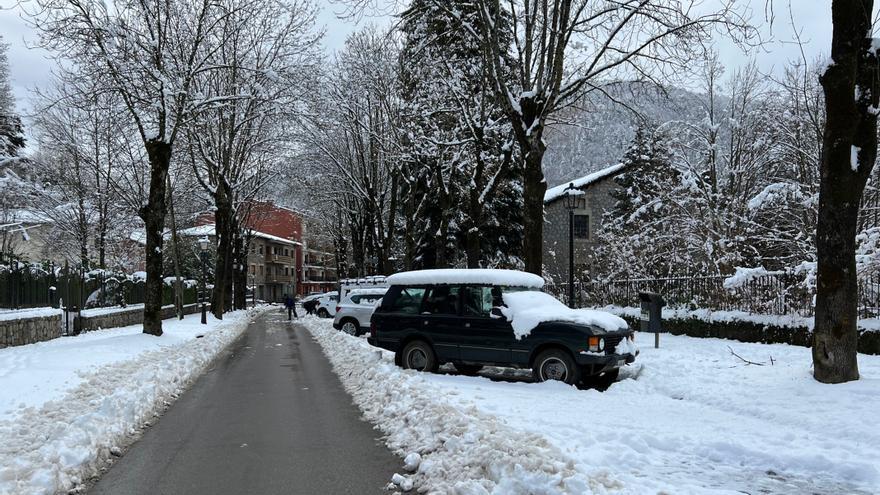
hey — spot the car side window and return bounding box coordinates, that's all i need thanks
[463,286,494,317]
[422,286,460,315]
[350,295,361,304]
[389,287,425,314]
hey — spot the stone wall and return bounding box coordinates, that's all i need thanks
[0,314,62,349]
[544,178,620,282]
[78,303,206,332]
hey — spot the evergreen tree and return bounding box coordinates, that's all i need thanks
[0,36,25,162]
[397,0,520,269]
[594,126,682,278]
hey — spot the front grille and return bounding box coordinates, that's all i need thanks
[605,335,623,354]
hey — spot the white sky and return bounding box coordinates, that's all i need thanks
[0,0,846,115]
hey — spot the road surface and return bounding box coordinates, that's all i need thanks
[90,310,400,494]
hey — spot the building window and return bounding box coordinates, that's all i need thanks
[573,214,589,239]
[258,245,263,255]
[258,266,263,275]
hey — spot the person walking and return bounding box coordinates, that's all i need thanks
[284,294,298,320]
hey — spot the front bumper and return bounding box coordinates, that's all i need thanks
[576,350,638,373]
[332,321,341,330]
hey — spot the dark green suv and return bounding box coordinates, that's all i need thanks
[367,269,637,387]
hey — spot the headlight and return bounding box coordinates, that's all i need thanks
[588,336,605,352]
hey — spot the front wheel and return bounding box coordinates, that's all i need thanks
[400,340,438,373]
[340,320,359,336]
[532,349,581,385]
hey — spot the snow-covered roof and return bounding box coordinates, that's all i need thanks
[178,224,302,246]
[543,163,626,204]
[386,269,545,288]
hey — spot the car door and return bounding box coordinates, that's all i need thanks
[373,287,426,347]
[419,286,462,362]
[459,286,514,364]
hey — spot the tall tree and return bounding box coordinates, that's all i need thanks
[813,0,879,383]
[185,0,320,316]
[426,0,752,275]
[31,0,226,335]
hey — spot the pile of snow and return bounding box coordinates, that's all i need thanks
[501,291,628,339]
[0,306,269,494]
[304,317,608,494]
[306,317,880,494]
[387,269,544,289]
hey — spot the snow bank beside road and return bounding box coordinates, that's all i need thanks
[0,307,267,494]
[304,317,611,494]
[306,318,880,494]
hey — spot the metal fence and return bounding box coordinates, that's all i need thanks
[555,272,880,319]
[0,260,196,310]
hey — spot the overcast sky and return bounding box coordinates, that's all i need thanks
[0,0,852,115]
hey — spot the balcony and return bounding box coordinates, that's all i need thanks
[266,253,293,265]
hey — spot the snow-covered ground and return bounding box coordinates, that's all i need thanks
[0,307,267,494]
[303,317,880,494]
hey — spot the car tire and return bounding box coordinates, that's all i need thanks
[454,363,483,376]
[400,340,438,373]
[317,308,330,318]
[340,319,359,336]
[581,368,620,390]
[533,349,581,385]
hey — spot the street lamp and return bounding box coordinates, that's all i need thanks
[199,236,209,324]
[563,183,584,308]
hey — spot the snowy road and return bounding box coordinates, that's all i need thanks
[304,317,880,494]
[89,310,400,494]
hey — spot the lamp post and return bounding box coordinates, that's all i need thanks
[563,183,583,308]
[199,236,209,324]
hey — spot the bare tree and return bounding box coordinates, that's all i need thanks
[29,0,230,335]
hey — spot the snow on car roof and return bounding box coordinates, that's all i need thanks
[386,269,545,289]
[348,288,388,296]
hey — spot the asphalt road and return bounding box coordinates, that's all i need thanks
[90,310,400,495]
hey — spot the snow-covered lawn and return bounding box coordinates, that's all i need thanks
[304,317,880,494]
[0,306,268,494]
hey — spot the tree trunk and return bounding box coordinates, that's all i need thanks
[813,0,879,383]
[166,180,184,320]
[232,227,247,310]
[212,186,233,319]
[140,139,172,336]
[521,146,546,275]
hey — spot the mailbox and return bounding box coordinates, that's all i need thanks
[638,291,665,348]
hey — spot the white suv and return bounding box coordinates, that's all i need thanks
[332,288,388,336]
[315,291,339,318]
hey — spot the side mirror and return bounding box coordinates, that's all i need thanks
[490,307,505,319]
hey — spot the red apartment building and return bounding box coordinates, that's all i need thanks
[188,201,336,300]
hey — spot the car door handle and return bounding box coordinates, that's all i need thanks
[423,320,429,326]
[464,323,470,328]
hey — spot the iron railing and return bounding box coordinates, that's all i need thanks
[0,260,197,310]
[551,272,880,319]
